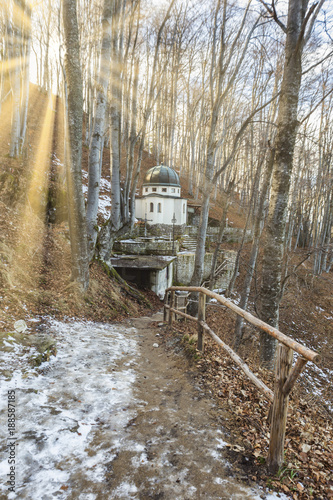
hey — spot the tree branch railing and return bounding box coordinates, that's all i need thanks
[163,286,319,473]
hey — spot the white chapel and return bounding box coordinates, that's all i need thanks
[135,164,187,228]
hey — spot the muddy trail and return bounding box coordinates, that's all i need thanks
[0,313,284,500]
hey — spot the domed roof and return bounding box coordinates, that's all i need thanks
[143,165,180,187]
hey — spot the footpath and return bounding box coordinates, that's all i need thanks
[0,312,284,499]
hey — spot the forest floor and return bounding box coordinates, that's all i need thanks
[0,86,332,499]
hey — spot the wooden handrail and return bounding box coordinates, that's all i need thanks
[166,286,319,363]
[200,320,274,402]
[165,304,274,402]
[164,304,274,402]
[164,285,319,473]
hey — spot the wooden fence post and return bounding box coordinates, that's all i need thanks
[268,343,293,473]
[197,292,206,351]
[163,292,168,322]
[169,290,175,327]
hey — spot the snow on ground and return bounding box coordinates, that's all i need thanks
[0,320,139,499]
[98,194,111,219]
[80,175,111,220]
[0,319,287,499]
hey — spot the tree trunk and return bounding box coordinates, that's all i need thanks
[259,0,316,369]
[234,147,275,350]
[62,0,89,290]
[8,18,21,158]
[86,0,112,260]
[109,0,123,236]
[43,0,52,91]
[209,181,233,291]
[20,1,32,154]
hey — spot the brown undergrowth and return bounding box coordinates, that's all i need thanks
[159,299,332,499]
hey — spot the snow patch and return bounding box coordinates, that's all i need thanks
[0,319,139,498]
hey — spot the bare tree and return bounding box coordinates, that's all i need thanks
[86,0,113,260]
[190,0,261,290]
[259,0,325,369]
[62,0,89,290]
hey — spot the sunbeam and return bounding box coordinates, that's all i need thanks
[11,93,56,287]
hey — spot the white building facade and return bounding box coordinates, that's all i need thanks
[135,165,187,229]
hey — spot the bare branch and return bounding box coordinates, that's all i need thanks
[302,49,333,75]
[304,0,326,45]
[300,86,333,124]
[212,91,280,185]
[258,0,287,33]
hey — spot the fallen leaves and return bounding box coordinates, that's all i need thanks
[300,444,311,453]
[164,315,333,500]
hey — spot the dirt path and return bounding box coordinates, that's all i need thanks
[115,313,268,500]
[0,313,284,499]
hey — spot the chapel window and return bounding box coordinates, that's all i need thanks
[158,203,162,213]
[150,202,154,212]
[152,187,157,192]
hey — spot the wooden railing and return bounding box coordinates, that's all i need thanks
[163,286,319,473]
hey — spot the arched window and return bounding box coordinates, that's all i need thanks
[183,203,185,213]
[150,202,154,212]
[158,203,162,213]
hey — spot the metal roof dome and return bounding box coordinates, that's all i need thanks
[143,165,180,187]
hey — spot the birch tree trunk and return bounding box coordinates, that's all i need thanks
[62,0,89,290]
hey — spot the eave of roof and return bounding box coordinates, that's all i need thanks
[111,255,176,270]
[135,194,187,200]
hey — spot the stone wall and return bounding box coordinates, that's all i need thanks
[147,223,186,238]
[175,250,237,291]
[185,225,252,244]
[211,250,237,291]
[114,237,179,256]
[175,252,213,285]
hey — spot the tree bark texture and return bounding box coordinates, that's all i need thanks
[62,0,89,290]
[267,344,293,473]
[259,0,310,369]
[86,0,112,260]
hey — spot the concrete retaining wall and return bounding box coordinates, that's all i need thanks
[150,262,174,298]
[175,250,237,291]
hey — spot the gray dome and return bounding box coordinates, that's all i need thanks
[143,165,180,187]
